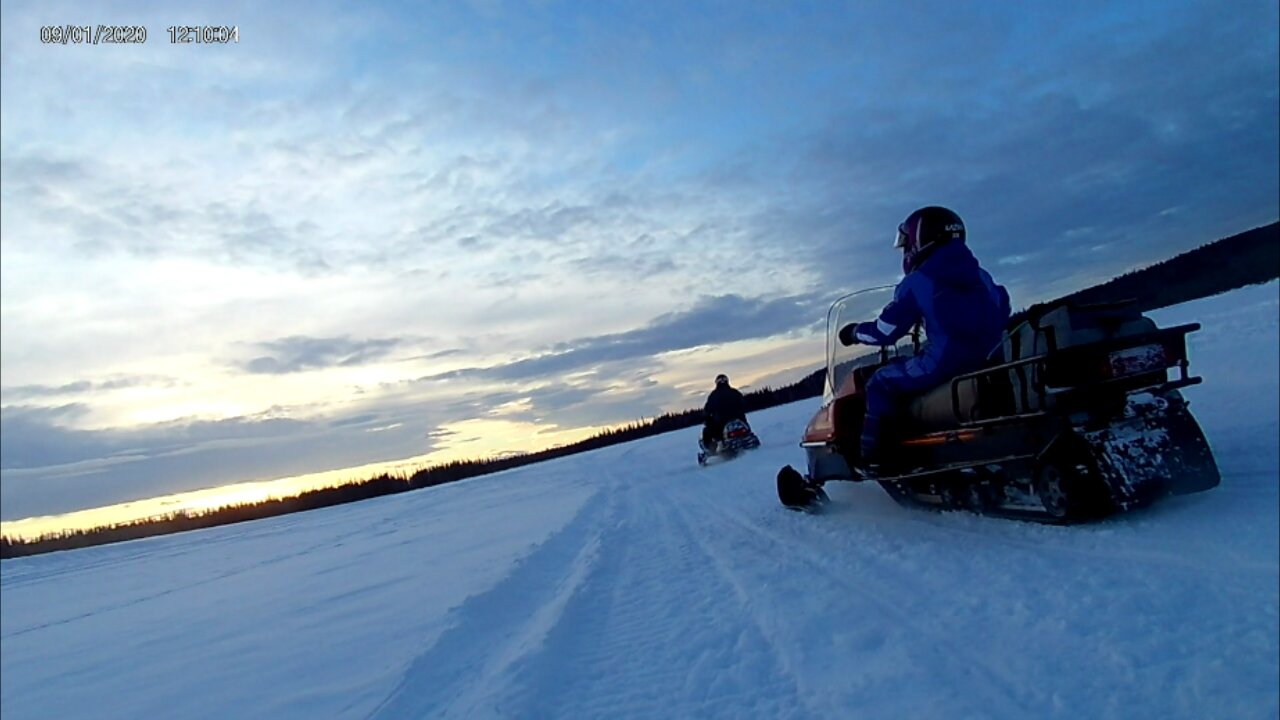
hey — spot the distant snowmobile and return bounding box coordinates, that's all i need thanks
[777,286,1221,522]
[698,419,762,466]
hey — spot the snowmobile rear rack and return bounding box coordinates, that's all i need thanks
[943,322,1203,428]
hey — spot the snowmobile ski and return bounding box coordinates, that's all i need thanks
[777,465,829,511]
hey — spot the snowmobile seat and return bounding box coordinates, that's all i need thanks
[907,375,982,431]
[906,344,1011,432]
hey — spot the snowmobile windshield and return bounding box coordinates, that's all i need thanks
[823,286,924,404]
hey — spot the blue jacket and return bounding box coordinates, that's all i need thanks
[853,241,1011,377]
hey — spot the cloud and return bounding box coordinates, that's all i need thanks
[238,336,409,374]
[0,405,106,469]
[1,374,180,402]
[0,150,331,274]
[328,413,383,429]
[422,371,689,434]
[570,246,679,280]
[0,155,88,188]
[421,292,826,383]
[0,401,440,520]
[0,404,304,472]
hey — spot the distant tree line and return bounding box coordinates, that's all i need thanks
[3,221,1275,559]
[0,380,824,559]
[1011,221,1278,325]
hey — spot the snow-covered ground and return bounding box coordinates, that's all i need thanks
[2,283,1276,720]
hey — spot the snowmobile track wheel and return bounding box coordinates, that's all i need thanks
[1034,442,1111,522]
[1035,463,1072,518]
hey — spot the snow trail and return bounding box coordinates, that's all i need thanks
[367,485,613,719]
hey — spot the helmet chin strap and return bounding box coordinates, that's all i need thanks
[904,237,948,273]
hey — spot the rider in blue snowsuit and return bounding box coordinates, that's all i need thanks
[838,206,1011,469]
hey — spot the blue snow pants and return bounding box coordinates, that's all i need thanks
[860,354,949,463]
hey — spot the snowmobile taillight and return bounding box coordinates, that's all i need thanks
[1047,337,1186,389]
[1103,343,1169,379]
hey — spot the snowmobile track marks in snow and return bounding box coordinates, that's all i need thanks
[366,487,615,720]
[662,500,839,719]
[497,475,809,720]
[671,490,1038,719]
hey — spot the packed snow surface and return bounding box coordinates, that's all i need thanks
[3,283,1277,720]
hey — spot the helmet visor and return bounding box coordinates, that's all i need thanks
[894,224,909,249]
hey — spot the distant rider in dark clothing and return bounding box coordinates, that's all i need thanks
[702,374,748,450]
[838,206,1011,471]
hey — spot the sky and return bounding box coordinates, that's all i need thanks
[2,0,1278,523]
[2,283,1276,719]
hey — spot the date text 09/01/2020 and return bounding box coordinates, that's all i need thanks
[38,25,239,45]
